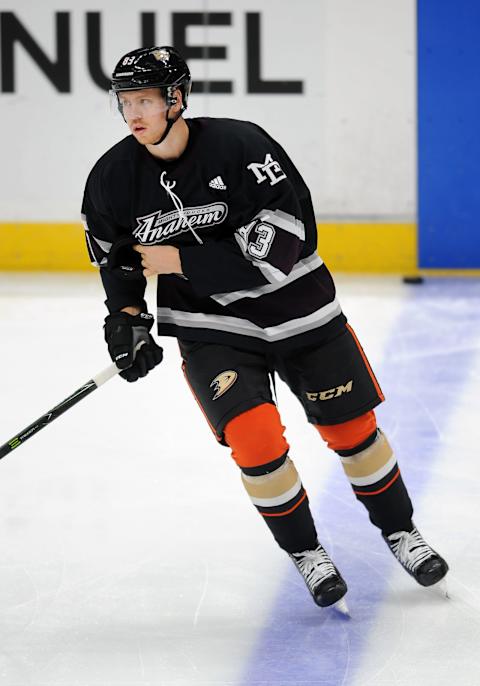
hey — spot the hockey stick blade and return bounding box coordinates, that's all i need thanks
[0,361,120,460]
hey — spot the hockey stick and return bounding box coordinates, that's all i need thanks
[0,343,145,460]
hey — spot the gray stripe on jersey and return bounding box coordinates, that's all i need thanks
[262,208,305,240]
[211,252,323,306]
[255,260,288,284]
[92,235,113,253]
[84,231,107,267]
[81,213,112,267]
[157,297,342,342]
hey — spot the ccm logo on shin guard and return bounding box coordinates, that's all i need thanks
[210,370,238,400]
[306,380,353,401]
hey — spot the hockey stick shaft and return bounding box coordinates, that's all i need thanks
[0,362,119,460]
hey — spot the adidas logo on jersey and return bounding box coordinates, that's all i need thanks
[209,175,227,190]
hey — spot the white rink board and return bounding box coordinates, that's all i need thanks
[0,0,415,221]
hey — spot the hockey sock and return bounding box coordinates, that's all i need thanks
[241,456,318,554]
[224,404,318,554]
[337,429,413,535]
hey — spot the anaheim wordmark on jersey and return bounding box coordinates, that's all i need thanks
[133,202,229,244]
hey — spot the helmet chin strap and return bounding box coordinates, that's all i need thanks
[152,107,181,146]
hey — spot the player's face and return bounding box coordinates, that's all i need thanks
[118,88,169,144]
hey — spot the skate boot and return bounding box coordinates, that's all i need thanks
[383,526,448,587]
[289,543,348,608]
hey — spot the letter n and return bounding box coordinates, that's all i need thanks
[1,12,70,93]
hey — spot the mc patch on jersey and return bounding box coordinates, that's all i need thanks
[247,153,286,186]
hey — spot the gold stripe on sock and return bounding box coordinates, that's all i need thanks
[241,458,299,500]
[340,433,393,479]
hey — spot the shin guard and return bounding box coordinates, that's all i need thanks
[241,457,318,553]
[317,414,413,535]
[338,430,413,534]
[225,404,318,553]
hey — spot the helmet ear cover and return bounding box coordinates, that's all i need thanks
[164,86,179,108]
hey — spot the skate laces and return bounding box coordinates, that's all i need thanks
[291,546,337,591]
[387,528,435,572]
[159,171,204,245]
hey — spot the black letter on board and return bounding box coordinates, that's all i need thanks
[172,12,232,94]
[141,13,156,48]
[246,13,303,94]
[1,12,70,92]
[86,13,111,91]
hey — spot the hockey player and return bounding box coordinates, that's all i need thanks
[82,46,448,609]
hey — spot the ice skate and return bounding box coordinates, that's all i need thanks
[289,543,348,608]
[383,526,448,587]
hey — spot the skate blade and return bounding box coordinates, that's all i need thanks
[333,597,350,616]
[435,578,449,599]
[425,577,449,599]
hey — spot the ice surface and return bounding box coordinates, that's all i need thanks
[0,274,479,686]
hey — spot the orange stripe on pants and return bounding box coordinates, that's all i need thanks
[181,361,222,442]
[346,323,385,402]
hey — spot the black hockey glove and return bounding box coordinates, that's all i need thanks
[104,312,163,382]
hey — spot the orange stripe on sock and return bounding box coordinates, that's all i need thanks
[353,468,400,496]
[346,323,385,402]
[259,491,307,517]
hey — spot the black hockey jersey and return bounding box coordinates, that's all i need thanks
[82,117,346,353]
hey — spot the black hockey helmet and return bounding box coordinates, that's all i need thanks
[111,46,192,111]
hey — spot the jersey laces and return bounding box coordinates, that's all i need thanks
[159,171,204,245]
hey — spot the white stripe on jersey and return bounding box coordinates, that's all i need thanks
[157,297,342,342]
[211,252,323,306]
[81,213,112,266]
